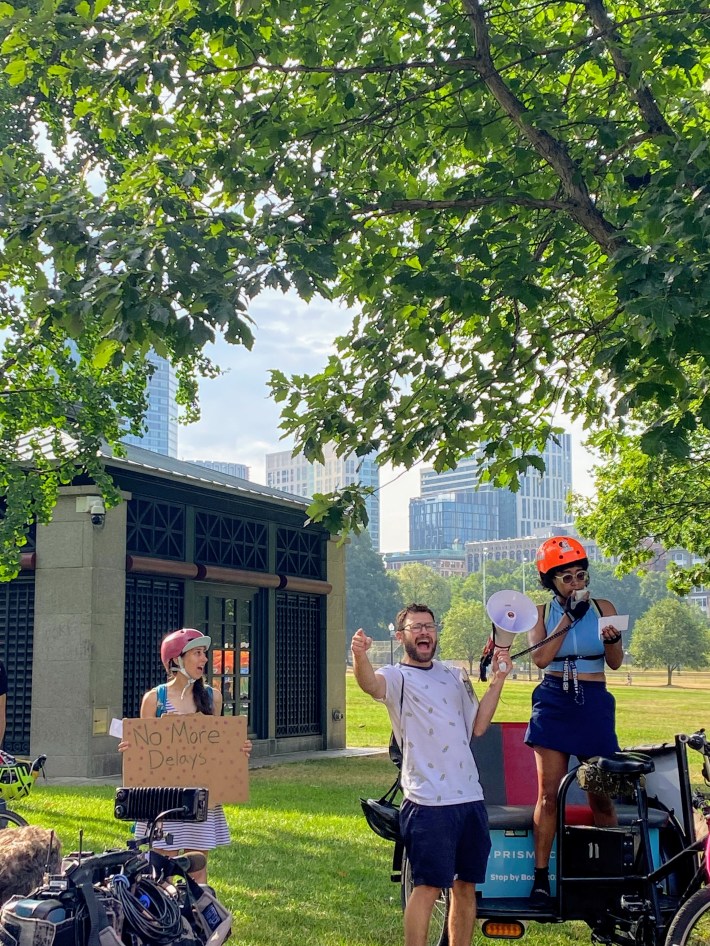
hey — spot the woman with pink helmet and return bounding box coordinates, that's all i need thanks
[131,628,252,885]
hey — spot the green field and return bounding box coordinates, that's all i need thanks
[7,679,709,946]
[347,671,710,751]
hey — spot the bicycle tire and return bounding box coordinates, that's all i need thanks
[0,808,28,828]
[665,886,710,946]
[401,850,450,946]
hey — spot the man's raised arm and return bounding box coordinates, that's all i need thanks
[351,629,387,701]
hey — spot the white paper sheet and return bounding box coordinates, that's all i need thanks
[598,614,629,636]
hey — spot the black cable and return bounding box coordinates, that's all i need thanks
[110,875,183,945]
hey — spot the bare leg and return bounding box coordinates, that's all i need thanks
[532,747,569,869]
[448,879,476,946]
[587,792,617,828]
[403,885,441,946]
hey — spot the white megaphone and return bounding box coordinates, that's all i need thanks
[485,590,539,672]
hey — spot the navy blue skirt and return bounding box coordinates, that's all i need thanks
[525,676,619,759]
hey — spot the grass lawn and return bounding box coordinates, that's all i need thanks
[8,679,709,946]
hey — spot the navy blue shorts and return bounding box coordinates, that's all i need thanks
[525,676,619,759]
[399,799,491,888]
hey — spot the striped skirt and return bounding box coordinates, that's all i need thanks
[134,805,230,851]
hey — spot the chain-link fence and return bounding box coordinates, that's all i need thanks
[366,639,404,668]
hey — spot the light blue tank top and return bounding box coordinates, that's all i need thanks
[546,597,605,674]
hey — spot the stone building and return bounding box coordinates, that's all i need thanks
[0,445,345,777]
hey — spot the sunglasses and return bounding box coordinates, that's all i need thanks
[556,570,589,584]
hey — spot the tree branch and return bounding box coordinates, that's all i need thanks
[353,195,570,215]
[583,0,676,138]
[461,0,625,257]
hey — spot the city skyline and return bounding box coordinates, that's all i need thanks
[176,290,597,552]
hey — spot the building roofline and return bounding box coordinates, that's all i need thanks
[103,444,312,511]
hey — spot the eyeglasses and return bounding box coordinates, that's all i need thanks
[556,570,589,584]
[402,622,440,633]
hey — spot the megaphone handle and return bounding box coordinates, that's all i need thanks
[494,644,511,673]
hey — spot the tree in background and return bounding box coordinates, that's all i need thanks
[454,559,547,608]
[639,569,679,613]
[575,428,710,591]
[2,1,710,575]
[438,599,489,675]
[345,532,400,640]
[630,599,710,686]
[391,563,452,623]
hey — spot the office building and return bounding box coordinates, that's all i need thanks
[265,446,380,550]
[383,548,467,579]
[412,436,572,548]
[409,491,499,551]
[191,460,250,480]
[123,355,178,457]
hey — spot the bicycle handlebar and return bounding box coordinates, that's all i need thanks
[678,730,708,755]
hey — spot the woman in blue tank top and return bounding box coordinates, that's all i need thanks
[524,536,624,907]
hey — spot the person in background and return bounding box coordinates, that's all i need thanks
[0,658,7,748]
[120,628,252,885]
[525,536,624,907]
[352,603,511,946]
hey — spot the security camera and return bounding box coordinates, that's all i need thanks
[89,499,106,526]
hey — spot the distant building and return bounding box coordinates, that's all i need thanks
[409,492,498,550]
[383,547,467,579]
[123,355,178,457]
[265,446,380,550]
[190,460,250,480]
[413,437,572,548]
[465,525,617,575]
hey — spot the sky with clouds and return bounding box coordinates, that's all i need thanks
[177,290,597,552]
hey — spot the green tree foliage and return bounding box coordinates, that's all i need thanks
[630,598,710,685]
[391,563,452,622]
[574,430,710,590]
[2,0,710,571]
[345,532,400,640]
[454,558,547,607]
[439,598,489,675]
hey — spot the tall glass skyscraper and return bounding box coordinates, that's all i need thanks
[410,437,572,549]
[123,355,178,457]
[265,446,380,550]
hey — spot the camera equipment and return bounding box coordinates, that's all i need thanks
[114,786,208,822]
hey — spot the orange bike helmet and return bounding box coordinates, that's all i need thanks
[536,536,587,577]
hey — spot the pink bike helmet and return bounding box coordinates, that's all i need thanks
[160,628,211,672]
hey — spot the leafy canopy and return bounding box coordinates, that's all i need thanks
[1,0,710,568]
[574,427,710,590]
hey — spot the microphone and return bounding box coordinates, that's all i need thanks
[172,851,207,874]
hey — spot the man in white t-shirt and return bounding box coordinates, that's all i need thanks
[352,603,510,946]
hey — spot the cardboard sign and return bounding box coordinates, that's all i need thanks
[122,715,249,805]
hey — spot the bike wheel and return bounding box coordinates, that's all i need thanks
[401,850,450,946]
[665,887,710,946]
[0,808,28,828]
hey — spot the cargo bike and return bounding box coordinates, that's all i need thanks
[362,723,710,946]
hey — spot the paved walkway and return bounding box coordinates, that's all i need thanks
[46,746,387,787]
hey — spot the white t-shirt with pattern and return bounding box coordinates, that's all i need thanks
[377,661,483,806]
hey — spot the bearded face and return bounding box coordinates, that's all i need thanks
[399,611,438,665]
